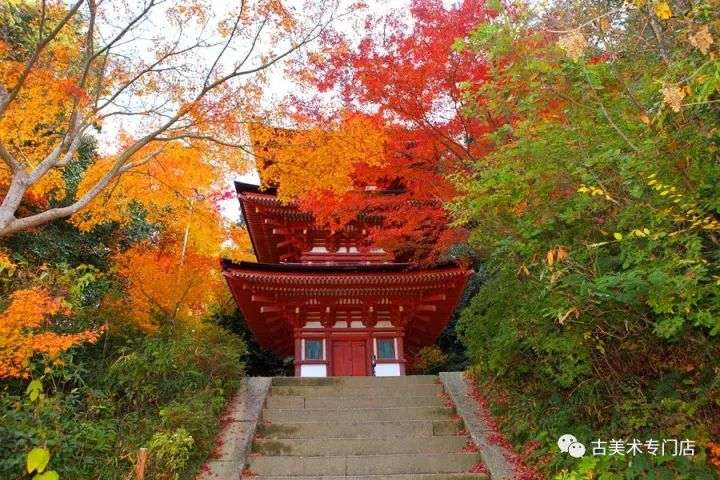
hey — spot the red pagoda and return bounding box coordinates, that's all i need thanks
[222,182,471,377]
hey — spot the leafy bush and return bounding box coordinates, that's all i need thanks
[408,346,450,374]
[106,323,243,412]
[0,323,244,480]
[451,1,720,478]
[148,428,194,480]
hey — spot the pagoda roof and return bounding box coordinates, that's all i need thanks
[221,258,411,272]
[221,259,471,356]
[234,182,391,264]
[234,183,309,263]
[234,181,277,195]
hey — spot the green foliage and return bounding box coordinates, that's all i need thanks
[0,2,41,58]
[26,447,50,474]
[1,370,119,479]
[147,429,194,480]
[212,308,293,377]
[1,324,244,480]
[106,324,243,411]
[408,346,450,374]
[60,137,97,205]
[452,0,720,477]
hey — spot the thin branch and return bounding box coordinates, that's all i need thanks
[234,17,268,71]
[88,0,160,63]
[583,71,640,153]
[682,99,720,107]
[204,9,243,89]
[155,133,249,149]
[646,5,670,64]
[118,149,163,173]
[544,7,625,34]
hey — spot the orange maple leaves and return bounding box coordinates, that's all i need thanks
[113,245,226,332]
[251,114,385,202]
[0,288,104,379]
[72,140,253,330]
[709,442,720,471]
[0,58,72,200]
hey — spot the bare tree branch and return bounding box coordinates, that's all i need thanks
[204,7,244,89]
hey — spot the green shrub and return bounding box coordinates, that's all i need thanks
[148,428,194,480]
[106,324,243,412]
[452,3,720,477]
[408,345,450,374]
[0,321,245,480]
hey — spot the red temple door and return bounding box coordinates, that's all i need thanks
[332,340,367,376]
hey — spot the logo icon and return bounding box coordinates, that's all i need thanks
[558,434,586,458]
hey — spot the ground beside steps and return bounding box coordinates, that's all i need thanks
[244,375,488,479]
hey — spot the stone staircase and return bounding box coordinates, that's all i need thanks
[244,375,488,479]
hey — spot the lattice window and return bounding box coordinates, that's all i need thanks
[377,339,396,359]
[304,339,323,360]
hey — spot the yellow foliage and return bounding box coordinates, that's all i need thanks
[107,223,252,330]
[113,244,224,331]
[73,142,240,254]
[0,288,104,378]
[654,2,672,20]
[0,164,67,205]
[221,225,255,263]
[71,138,254,330]
[0,249,16,276]
[0,60,71,199]
[250,114,385,202]
[0,64,69,157]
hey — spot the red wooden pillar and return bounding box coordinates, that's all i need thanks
[293,329,301,376]
[366,335,373,376]
[397,329,407,375]
[322,307,332,377]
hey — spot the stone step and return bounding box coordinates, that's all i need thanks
[242,475,489,480]
[256,419,463,439]
[252,435,470,456]
[267,394,446,410]
[263,406,455,422]
[272,375,439,387]
[246,453,480,476]
[270,383,442,397]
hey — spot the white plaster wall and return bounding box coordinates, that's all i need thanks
[300,364,327,377]
[375,363,401,376]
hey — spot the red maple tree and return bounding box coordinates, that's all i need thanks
[276,0,498,262]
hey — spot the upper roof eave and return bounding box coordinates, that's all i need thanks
[221,258,413,273]
[234,181,277,196]
[220,258,470,274]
